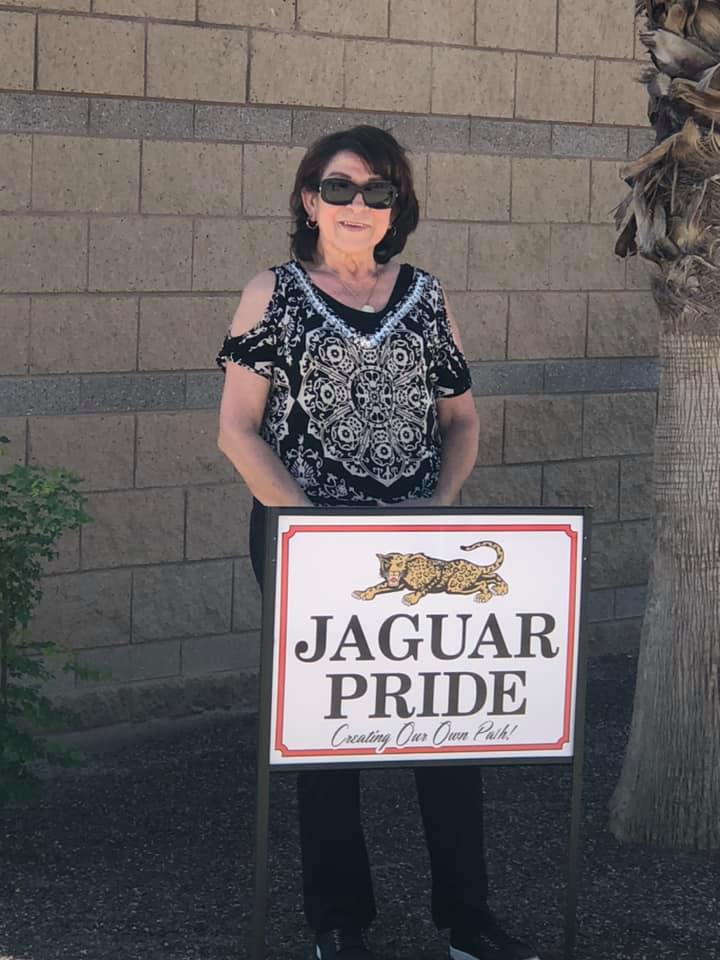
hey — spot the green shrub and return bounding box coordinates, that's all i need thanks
[0,436,92,807]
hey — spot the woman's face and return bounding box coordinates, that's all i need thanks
[302,151,394,259]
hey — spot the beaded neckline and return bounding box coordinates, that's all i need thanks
[287,260,427,348]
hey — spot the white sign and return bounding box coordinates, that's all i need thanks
[267,512,584,766]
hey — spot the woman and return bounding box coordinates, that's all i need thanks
[217,126,540,960]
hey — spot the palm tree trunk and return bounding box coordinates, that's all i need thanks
[610,306,720,849]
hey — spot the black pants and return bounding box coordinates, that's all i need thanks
[250,501,490,933]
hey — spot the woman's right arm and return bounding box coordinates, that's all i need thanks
[217,271,312,507]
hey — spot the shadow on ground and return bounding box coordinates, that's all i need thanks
[1,655,718,960]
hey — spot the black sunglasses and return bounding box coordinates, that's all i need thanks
[315,177,398,209]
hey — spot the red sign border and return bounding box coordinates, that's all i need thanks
[272,522,579,761]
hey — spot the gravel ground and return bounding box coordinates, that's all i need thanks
[1,654,718,960]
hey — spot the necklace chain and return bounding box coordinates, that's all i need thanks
[315,265,382,313]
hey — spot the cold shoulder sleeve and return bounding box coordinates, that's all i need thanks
[215,270,281,380]
[428,278,472,399]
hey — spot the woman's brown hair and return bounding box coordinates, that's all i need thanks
[289,125,419,265]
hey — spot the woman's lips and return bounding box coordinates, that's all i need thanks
[338,220,371,230]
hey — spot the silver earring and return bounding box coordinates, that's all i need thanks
[387,224,397,237]
[306,217,318,230]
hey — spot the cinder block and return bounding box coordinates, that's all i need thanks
[0,13,35,91]
[135,411,236,486]
[38,15,144,96]
[346,41,431,113]
[462,464,542,508]
[32,135,139,213]
[90,98,194,140]
[469,361,543,396]
[628,128,655,159]
[590,160,626,223]
[550,224,626,290]
[0,135,31,210]
[132,560,233,641]
[615,584,647,619]
[0,217,87,293]
[390,0,473,44]
[139,295,235,370]
[192,218,292,291]
[147,24,247,102]
[474,397,504,466]
[81,489,185,568]
[12,0,88,8]
[80,640,184,686]
[544,358,659,393]
[130,639,182,682]
[28,414,134,490]
[558,0,634,58]
[620,456,653,520]
[182,631,260,675]
[39,648,78,696]
[0,376,80,417]
[470,119,552,156]
[504,396,582,462]
[186,372,223,408]
[232,556,261,630]
[301,0,388,36]
[595,60,649,127]
[552,123,628,159]
[469,224,551,291]
[292,109,383,145]
[80,373,185,413]
[590,520,651,588]
[200,0,295,28]
[447,292,507,362]
[0,417,27,470]
[588,618,641,654]
[75,644,131,686]
[475,0,556,52]
[403,222,469,291]
[29,569,132,649]
[0,92,88,135]
[427,153,510,221]
[517,55,594,123]
[0,297,30,374]
[508,293,586,359]
[386,115,469,153]
[79,372,185,413]
[432,48,515,118]
[89,217,192,291]
[583,393,656,457]
[30,295,137,374]
[587,587,615,622]
[186,483,252,560]
[142,141,243,215]
[409,152,428,216]
[512,158,590,223]
[587,292,659,357]
[250,32,343,108]
[243,145,308,216]
[543,458,619,522]
[94,0,195,18]
[196,104,291,143]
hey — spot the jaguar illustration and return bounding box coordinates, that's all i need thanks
[352,541,509,606]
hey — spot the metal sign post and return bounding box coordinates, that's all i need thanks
[251,506,590,960]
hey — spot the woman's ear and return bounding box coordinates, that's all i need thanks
[301,187,318,220]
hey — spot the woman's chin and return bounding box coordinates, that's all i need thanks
[331,227,380,252]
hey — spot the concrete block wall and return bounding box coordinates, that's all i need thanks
[0,0,656,726]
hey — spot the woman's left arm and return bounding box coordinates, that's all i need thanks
[432,300,479,506]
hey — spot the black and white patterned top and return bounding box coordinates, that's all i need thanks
[216,260,471,506]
